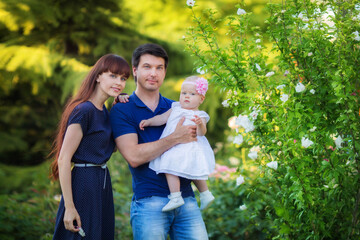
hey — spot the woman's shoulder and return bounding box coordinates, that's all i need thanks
[72,101,98,117]
[75,101,94,110]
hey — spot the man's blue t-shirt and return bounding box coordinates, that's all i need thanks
[110,92,194,200]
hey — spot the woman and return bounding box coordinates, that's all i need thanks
[49,54,130,239]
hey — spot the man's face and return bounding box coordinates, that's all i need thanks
[133,54,166,92]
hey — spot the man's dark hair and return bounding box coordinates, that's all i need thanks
[132,43,169,69]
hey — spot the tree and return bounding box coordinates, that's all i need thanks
[0,0,193,165]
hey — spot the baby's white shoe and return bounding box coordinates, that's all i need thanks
[162,192,185,212]
[200,190,215,210]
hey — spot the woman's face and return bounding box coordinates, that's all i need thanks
[97,71,127,97]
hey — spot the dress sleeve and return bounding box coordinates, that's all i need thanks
[171,101,181,109]
[198,111,210,123]
[68,104,90,134]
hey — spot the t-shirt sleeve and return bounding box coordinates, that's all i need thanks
[198,111,210,123]
[68,105,89,134]
[110,103,137,139]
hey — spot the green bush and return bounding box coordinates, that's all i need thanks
[184,0,360,239]
[203,164,276,240]
[0,188,58,240]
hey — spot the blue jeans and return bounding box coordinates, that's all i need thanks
[130,196,208,240]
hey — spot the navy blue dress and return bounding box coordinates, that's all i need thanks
[53,101,115,240]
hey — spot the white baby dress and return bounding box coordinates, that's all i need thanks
[149,102,215,180]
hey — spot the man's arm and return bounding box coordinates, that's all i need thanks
[115,117,197,168]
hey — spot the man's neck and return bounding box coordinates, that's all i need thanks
[135,88,160,112]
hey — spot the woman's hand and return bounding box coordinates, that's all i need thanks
[63,207,82,233]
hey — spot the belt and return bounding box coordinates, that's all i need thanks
[74,163,107,189]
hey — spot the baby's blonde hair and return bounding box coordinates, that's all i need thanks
[183,75,199,83]
[181,75,208,96]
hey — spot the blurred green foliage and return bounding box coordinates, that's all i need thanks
[0,0,195,166]
[0,0,273,239]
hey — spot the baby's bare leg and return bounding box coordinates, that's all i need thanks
[166,173,180,193]
[193,179,208,192]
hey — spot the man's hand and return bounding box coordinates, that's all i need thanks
[171,117,197,144]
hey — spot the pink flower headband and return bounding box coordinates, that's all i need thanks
[182,77,208,96]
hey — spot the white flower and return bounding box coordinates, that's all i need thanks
[255,39,261,43]
[321,7,335,28]
[276,84,286,90]
[233,135,244,145]
[255,63,261,71]
[249,110,258,120]
[309,126,317,132]
[248,151,258,160]
[308,52,313,56]
[310,89,315,94]
[301,137,314,148]
[53,194,62,202]
[236,175,245,186]
[281,10,286,13]
[234,102,239,106]
[196,67,205,74]
[222,100,230,107]
[297,12,309,22]
[295,82,306,92]
[266,161,278,170]
[250,145,260,152]
[352,31,360,41]
[186,0,195,7]
[324,185,329,188]
[277,141,282,146]
[334,135,343,149]
[265,71,275,77]
[257,45,262,49]
[235,115,255,133]
[239,204,247,210]
[280,94,289,102]
[237,8,246,15]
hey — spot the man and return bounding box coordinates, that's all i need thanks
[110,43,208,239]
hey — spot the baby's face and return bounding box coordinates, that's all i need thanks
[179,83,204,110]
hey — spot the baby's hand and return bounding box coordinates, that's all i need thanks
[191,115,203,125]
[139,119,150,130]
[112,93,129,106]
[117,94,129,103]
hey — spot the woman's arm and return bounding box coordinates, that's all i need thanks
[57,124,83,233]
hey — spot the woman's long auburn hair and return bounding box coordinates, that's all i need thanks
[49,54,130,180]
